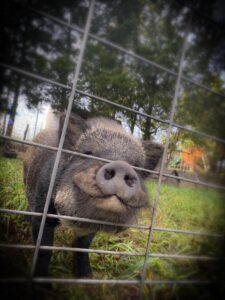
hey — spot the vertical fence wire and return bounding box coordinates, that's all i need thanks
[139,19,191,298]
[30,0,96,277]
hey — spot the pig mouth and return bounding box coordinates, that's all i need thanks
[114,195,145,209]
[94,194,144,211]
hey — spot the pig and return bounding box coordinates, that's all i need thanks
[23,113,163,277]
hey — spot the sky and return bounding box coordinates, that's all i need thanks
[10,99,50,140]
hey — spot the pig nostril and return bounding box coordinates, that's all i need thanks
[104,169,115,180]
[124,174,136,187]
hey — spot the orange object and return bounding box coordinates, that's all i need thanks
[181,147,204,171]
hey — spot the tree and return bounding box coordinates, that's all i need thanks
[0,0,87,135]
[77,0,186,138]
[1,0,224,153]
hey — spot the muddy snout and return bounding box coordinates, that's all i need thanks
[96,161,140,201]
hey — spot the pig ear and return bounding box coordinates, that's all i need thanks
[59,112,87,150]
[142,141,164,175]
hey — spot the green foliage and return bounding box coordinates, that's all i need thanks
[1,0,225,157]
[0,157,27,219]
[0,157,224,299]
[78,0,182,137]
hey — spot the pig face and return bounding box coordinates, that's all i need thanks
[54,114,163,231]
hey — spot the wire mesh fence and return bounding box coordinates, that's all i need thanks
[0,0,224,298]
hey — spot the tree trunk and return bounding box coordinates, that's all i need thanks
[143,105,152,140]
[23,124,29,140]
[1,112,7,135]
[6,76,21,137]
[130,113,137,134]
[217,156,224,175]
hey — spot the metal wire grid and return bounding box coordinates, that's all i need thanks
[1,63,225,146]
[0,0,224,292]
[140,20,191,294]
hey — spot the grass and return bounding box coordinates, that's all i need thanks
[0,156,224,300]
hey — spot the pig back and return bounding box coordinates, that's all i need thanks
[23,129,58,212]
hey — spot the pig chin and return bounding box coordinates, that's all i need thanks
[92,195,127,213]
[91,194,146,213]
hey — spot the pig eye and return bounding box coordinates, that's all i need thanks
[84,151,93,155]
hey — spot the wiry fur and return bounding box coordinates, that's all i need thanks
[23,113,163,277]
[24,114,163,230]
[77,117,146,167]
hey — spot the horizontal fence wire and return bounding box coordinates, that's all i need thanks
[1,62,225,146]
[1,133,225,191]
[28,6,225,99]
[0,278,213,285]
[0,208,223,238]
[0,243,221,261]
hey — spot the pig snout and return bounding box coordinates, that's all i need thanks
[96,161,140,201]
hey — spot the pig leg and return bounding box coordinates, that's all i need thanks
[32,216,58,276]
[72,233,95,277]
